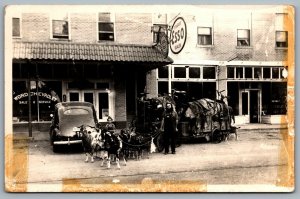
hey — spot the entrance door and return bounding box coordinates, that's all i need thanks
[68,90,112,121]
[240,89,261,123]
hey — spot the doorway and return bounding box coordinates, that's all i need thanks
[240,89,261,123]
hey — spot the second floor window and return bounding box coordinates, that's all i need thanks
[152,24,168,44]
[98,13,114,41]
[276,31,288,48]
[237,29,250,46]
[12,17,21,37]
[197,27,212,45]
[52,14,69,39]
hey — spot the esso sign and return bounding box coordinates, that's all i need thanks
[170,17,187,54]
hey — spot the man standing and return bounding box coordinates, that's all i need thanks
[160,103,178,154]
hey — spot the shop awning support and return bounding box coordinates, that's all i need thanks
[27,75,32,137]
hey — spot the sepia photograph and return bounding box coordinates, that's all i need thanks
[4,4,295,192]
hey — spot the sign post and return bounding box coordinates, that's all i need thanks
[27,77,32,137]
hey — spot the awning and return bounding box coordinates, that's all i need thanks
[12,42,173,65]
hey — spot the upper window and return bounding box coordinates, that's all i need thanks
[237,29,250,46]
[12,17,21,37]
[52,14,69,39]
[197,27,212,45]
[152,24,168,44]
[275,31,288,48]
[98,13,114,41]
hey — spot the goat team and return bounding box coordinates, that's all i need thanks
[79,125,153,169]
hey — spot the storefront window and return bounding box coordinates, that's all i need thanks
[158,81,168,96]
[227,67,234,78]
[189,67,200,78]
[254,68,262,79]
[236,67,243,79]
[174,67,186,78]
[158,66,169,78]
[272,67,280,79]
[13,81,62,122]
[263,67,271,79]
[203,67,215,79]
[245,67,253,79]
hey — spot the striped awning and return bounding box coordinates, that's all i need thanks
[13,41,173,64]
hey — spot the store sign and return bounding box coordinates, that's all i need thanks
[14,92,58,102]
[170,17,187,54]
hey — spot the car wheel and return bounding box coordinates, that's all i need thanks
[52,144,59,153]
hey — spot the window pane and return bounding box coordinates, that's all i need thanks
[12,18,20,37]
[99,23,114,32]
[254,67,262,79]
[98,93,109,119]
[272,67,280,79]
[174,67,186,78]
[158,82,168,96]
[236,67,243,78]
[198,27,211,35]
[158,66,168,78]
[245,67,253,78]
[227,67,234,78]
[98,13,111,22]
[70,93,79,101]
[203,67,215,79]
[189,67,200,78]
[198,35,212,45]
[276,31,287,42]
[237,29,250,46]
[52,20,68,38]
[263,68,271,78]
[84,93,94,104]
[99,33,114,41]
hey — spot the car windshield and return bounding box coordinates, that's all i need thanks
[58,107,96,130]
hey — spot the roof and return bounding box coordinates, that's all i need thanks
[12,42,173,64]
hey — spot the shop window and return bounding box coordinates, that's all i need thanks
[263,67,271,79]
[174,67,186,78]
[98,13,114,41]
[152,24,168,43]
[158,66,169,78]
[227,67,234,78]
[70,92,79,101]
[172,82,187,92]
[37,63,53,79]
[203,67,215,79]
[12,17,21,37]
[189,67,200,78]
[158,81,168,96]
[197,27,212,45]
[254,67,262,79]
[236,67,244,79]
[13,63,21,78]
[237,29,250,46]
[245,67,253,79]
[202,82,216,99]
[52,14,69,39]
[84,93,94,104]
[272,67,280,79]
[275,31,288,48]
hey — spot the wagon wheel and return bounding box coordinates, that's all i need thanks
[155,133,164,152]
[212,129,222,144]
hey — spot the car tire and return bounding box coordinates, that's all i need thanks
[212,129,222,143]
[155,133,164,152]
[52,144,59,153]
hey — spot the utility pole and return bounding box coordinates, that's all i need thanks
[28,75,32,137]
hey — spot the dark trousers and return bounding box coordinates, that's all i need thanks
[164,130,176,153]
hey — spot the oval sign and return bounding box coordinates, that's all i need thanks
[170,17,187,54]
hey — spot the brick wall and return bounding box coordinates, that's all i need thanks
[22,13,50,42]
[70,13,97,43]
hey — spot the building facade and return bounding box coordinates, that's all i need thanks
[10,5,292,130]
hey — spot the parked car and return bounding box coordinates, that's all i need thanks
[49,102,99,152]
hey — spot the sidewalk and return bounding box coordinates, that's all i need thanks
[11,123,288,142]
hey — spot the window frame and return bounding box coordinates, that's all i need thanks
[98,12,115,42]
[12,17,22,38]
[237,29,251,47]
[275,31,288,48]
[197,27,213,46]
[51,14,70,40]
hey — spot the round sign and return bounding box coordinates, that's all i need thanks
[170,17,187,54]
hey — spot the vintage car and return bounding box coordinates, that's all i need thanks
[49,102,99,152]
